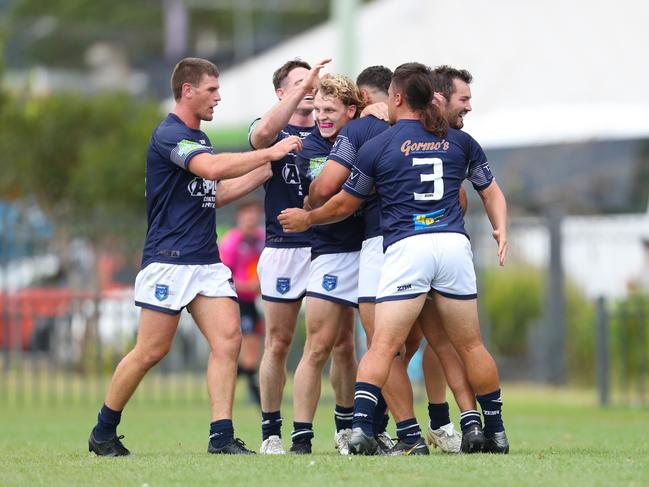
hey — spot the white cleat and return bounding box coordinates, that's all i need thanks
[426,422,462,453]
[260,435,285,454]
[376,431,396,452]
[334,428,352,455]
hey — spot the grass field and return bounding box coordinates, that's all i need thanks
[1,383,647,487]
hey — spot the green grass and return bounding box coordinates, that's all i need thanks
[1,383,647,487]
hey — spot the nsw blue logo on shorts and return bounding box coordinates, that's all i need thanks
[276,277,291,295]
[155,284,169,301]
[322,274,338,292]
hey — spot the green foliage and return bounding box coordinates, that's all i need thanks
[609,293,649,397]
[0,90,161,240]
[481,265,596,383]
[481,266,543,356]
[565,281,596,384]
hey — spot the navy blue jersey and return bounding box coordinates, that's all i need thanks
[142,113,220,268]
[249,119,315,248]
[343,119,494,249]
[329,116,389,240]
[297,131,364,256]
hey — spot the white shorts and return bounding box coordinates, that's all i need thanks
[258,246,311,302]
[306,251,360,307]
[134,262,237,315]
[358,236,383,303]
[376,233,477,302]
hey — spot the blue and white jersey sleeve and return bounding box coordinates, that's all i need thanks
[342,140,380,200]
[151,128,213,171]
[465,134,494,191]
[329,116,390,170]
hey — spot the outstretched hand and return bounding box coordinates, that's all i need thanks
[302,58,332,92]
[278,207,311,233]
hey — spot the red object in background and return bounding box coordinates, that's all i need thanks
[0,288,91,350]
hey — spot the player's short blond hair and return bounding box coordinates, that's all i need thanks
[316,75,365,117]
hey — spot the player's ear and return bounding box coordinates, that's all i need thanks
[276,87,285,100]
[182,82,193,99]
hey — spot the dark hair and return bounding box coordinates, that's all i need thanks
[356,65,392,94]
[429,65,473,102]
[272,59,312,90]
[392,62,448,137]
[171,57,219,101]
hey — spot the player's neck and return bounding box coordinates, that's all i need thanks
[173,104,201,130]
[289,110,315,128]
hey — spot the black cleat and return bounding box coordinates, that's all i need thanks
[460,425,485,453]
[288,441,312,454]
[387,437,429,456]
[348,427,378,455]
[208,437,255,455]
[484,430,509,454]
[88,430,130,457]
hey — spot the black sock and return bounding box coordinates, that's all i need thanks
[372,392,388,435]
[352,382,381,436]
[428,402,451,430]
[262,410,282,440]
[334,404,354,432]
[94,404,122,441]
[209,419,234,449]
[459,409,482,433]
[396,418,422,445]
[477,389,504,435]
[291,422,313,445]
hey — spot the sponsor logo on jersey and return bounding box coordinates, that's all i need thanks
[400,139,450,156]
[413,209,447,230]
[397,284,412,292]
[276,277,291,295]
[282,163,302,184]
[155,284,169,301]
[322,274,338,291]
[177,139,209,157]
[308,156,327,179]
[187,177,216,208]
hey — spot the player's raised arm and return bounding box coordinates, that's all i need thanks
[188,135,302,181]
[251,58,331,149]
[478,180,508,266]
[279,190,363,233]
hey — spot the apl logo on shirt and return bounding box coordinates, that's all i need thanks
[187,177,216,208]
[413,209,447,230]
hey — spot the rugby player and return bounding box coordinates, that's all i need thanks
[88,57,302,457]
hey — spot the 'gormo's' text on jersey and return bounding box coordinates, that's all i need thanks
[343,119,494,249]
[142,113,221,268]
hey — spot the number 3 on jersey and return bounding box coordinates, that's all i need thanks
[413,157,443,201]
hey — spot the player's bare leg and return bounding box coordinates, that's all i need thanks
[290,297,351,453]
[431,293,508,453]
[350,295,428,455]
[89,309,181,456]
[330,307,357,454]
[190,295,254,454]
[259,300,301,412]
[105,309,180,411]
[257,299,302,453]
